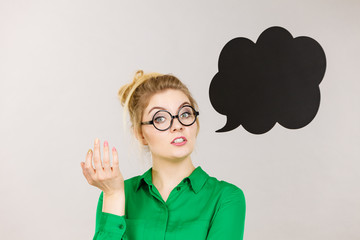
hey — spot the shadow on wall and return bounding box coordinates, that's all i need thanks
[209,26,327,134]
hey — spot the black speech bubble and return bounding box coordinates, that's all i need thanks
[209,26,326,134]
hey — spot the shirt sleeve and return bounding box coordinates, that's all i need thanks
[206,185,246,240]
[93,191,128,240]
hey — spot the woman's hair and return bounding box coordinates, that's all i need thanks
[117,70,200,151]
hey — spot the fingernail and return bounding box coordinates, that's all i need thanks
[87,149,92,155]
[112,147,116,152]
[104,140,108,147]
[95,138,99,144]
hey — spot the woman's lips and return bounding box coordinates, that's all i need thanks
[171,140,187,146]
[171,137,187,146]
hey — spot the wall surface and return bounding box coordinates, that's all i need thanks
[0,0,359,239]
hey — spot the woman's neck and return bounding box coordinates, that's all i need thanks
[151,156,195,191]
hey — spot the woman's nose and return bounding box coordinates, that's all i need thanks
[171,117,183,131]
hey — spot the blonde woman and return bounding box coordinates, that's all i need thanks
[81,70,246,239]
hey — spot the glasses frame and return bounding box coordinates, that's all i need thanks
[141,105,199,131]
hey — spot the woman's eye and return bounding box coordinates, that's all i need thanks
[181,112,191,118]
[155,116,166,123]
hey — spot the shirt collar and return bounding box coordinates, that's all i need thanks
[135,166,209,194]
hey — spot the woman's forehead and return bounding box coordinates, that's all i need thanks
[145,90,190,113]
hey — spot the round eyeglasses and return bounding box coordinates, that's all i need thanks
[141,105,199,131]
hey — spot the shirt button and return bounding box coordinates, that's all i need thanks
[176,187,181,191]
[119,224,124,229]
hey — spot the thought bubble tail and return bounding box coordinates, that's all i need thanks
[215,116,241,133]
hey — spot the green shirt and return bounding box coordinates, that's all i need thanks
[93,166,246,240]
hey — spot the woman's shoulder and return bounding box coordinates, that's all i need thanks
[206,174,246,202]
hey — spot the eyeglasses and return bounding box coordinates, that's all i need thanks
[141,105,199,131]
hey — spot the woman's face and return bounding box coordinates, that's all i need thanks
[139,89,198,163]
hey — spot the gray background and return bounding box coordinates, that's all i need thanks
[1,0,359,239]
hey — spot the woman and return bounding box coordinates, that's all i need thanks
[80,70,246,239]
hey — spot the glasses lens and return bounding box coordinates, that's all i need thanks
[178,106,196,125]
[152,106,197,130]
[153,111,172,130]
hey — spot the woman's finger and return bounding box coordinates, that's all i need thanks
[102,140,111,174]
[84,149,95,177]
[112,146,121,175]
[81,162,94,185]
[93,138,103,172]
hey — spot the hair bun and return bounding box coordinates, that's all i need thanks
[133,70,144,83]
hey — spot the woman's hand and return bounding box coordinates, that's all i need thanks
[81,138,124,196]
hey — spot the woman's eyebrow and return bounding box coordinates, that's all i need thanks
[148,101,190,114]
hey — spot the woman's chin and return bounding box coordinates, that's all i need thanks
[170,151,193,162]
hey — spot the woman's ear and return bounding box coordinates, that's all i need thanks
[134,128,148,146]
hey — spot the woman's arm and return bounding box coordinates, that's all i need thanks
[103,191,125,216]
[206,186,246,240]
[80,138,127,239]
[93,191,128,240]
